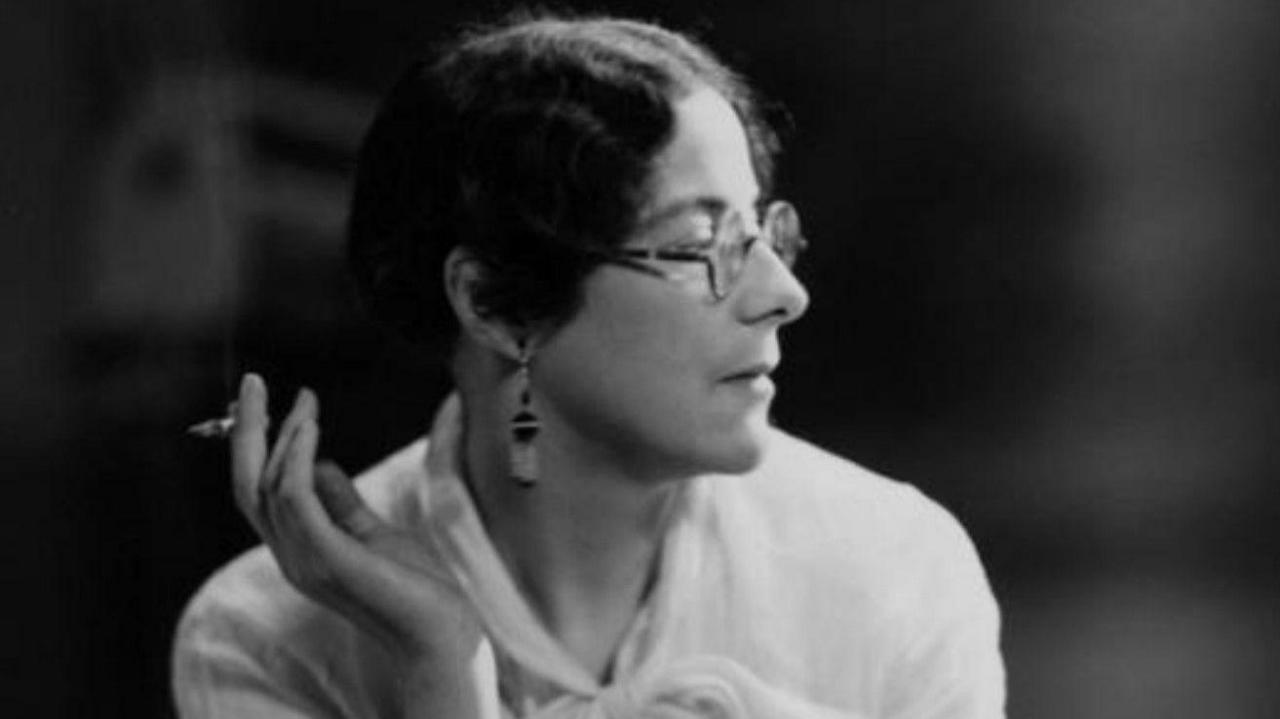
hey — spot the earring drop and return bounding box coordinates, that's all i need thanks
[509,338,540,487]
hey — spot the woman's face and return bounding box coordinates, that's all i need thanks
[531,87,810,481]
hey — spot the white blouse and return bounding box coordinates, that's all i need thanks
[173,395,1004,718]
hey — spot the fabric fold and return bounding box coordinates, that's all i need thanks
[412,395,849,718]
[173,390,1004,718]
[417,394,598,694]
[524,655,865,719]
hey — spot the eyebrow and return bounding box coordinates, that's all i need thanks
[635,193,761,231]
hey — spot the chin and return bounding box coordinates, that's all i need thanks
[645,402,775,479]
[715,447,766,475]
[696,421,772,476]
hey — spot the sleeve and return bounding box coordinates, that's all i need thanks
[879,497,1006,719]
[171,607,349,719]
[172,586,505,719]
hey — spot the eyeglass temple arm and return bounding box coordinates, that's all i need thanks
[597,248,710,276]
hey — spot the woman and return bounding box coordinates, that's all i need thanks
[173,13,1004,718]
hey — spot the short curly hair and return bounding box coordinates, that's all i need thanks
[347,12,780,351]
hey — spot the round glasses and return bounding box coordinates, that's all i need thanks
[602,200,807,301]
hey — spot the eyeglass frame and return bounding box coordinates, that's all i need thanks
[587,199,808,302]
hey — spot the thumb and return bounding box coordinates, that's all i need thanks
[315,459,385,541]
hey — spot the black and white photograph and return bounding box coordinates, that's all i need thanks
[6,1,1279,717]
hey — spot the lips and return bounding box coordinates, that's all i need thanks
[721,360,777,382]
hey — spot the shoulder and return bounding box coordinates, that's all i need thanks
[726,429,976,562]
[174,544,322,662]
[708,429,997,627]
[710,431,1004,710]
[171,543,355,716]
[176,438,431,644]
[172,439,431,714]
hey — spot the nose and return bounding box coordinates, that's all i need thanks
[734,240,810,326]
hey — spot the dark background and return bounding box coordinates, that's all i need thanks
[6,0,1279,716]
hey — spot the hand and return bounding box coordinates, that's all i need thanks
[229,373,493,715]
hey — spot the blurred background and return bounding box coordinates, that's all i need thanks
[6,0,1279,716]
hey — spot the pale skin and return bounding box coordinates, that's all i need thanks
[230,86,809,714]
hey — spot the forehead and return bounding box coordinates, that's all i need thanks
[639,87,760,222]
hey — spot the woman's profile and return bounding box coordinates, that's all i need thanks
[173,12,1004,718]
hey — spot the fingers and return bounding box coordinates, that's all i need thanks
[230,374,269,535]
[264,388,318,494]
[228,387,478,664]
[315,460,385,541]
[267,411,368,596]
[229,375,319,540]
[267,410,336,551]
[228,379,392,598]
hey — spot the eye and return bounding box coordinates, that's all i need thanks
[713,210,756,248]
[660,215,717,253]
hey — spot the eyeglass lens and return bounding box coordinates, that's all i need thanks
[765,202,803,267]
[711,201,804,297]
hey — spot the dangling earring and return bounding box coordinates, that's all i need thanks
[509,338,540,487]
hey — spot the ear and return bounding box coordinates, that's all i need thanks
[443,245,524,360]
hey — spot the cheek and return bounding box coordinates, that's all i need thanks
[535,278,714,440]
[532,276,770,475]
[548,287,706,409]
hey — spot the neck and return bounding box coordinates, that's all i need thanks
[452,347,685,673]
[464,400,681,617]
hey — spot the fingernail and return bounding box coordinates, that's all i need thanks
[293,386,316,410]
[241,373,262,393]
[300,387,319,416]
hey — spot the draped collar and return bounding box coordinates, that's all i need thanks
[412,393,709,697]
[404,395,862,719]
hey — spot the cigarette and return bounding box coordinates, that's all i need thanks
[187,416,236,439]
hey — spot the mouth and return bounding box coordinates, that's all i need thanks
[721,361,778,383]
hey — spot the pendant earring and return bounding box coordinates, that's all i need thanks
[509,338,540,487]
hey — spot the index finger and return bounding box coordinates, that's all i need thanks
[230,373,270,532]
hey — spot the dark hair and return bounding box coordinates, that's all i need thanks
[347,11,780,350]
